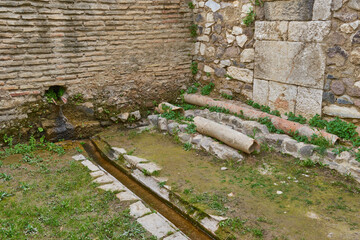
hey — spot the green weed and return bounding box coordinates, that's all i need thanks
[201,82,215,96]
[183,142,192,151]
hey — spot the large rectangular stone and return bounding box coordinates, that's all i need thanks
[253,79,269,105]
[295,87,323,118]
[268,82,297,114]
[264,0,315,21]
[137,213,175,238]
[254,41,325,89]
[227,66,253,83]
[288,21,331,42]
[312,0,332,20]
[255,21,288,41]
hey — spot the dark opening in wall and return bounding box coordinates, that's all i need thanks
[44,86,66,103]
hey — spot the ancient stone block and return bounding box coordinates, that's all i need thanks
[288,21,331,42]
[227,66,253,83]
[295,87,323,118]
[268,82,297,114]
[254,21,288,41]
[312,0,332,20]
[254,41,325,89]
[264,0,314,21]
[253,79,269,105]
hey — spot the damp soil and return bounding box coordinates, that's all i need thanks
[98,127,360,240]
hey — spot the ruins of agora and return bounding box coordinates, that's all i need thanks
[1,0,360,239]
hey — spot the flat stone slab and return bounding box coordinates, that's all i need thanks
[116,191,139,201]
[137,162,162,174]
[97,182,126,192]
[112,147,127,155]
[200,217,219,233]
[81,160,100,172]
[92,175,114,184]
[90,171,105,178]
[72,154,86,161]
[124,155,149,166]
[130,201,151,218]
[137,213,175,238]
[164,232,189,240]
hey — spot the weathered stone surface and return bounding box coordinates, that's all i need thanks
[178,132,191,142]
[124,155,148,166]
[148,115,159,126]
[268,82,297,113]
[240,49,255,63]
[295,87,323,118]
[90,171,105,178]
[350,47,360,65]
[255,21,288,41]
[223,46,240,58]
[323,91,336,103]
[253,79,268,105]
[348,0,360,10]
[265,134,290,148]
[137,162,162,174]
[340,21,360,33]
[312,0,331,20]
[282,138,300,154]
[332,0,343,10]
[205,0,221,12]
[98,182,126,192]
[164,232,189,240]
[204,65,214,73]
[209,142,244,161]
[353,31,360,44]
[130,201,151,218]
[137,213,175,238]
[264,0,314,21]
[323,105,360,118]
[288,21,331,42]
[255,41,325,89]
[167,122,179,135]
[337,95,353,105]
[93,175,114,184]
[117,191,139,201]
[227,66,253,83]
[72,154,86,161]
[158,117,168,131]
[242,121,269,136]
[236,35,248,47]
[81,160,100,172]
[334,10,358,22]
[118,113,129,122]
[130,111,141,121]
[232,26,243,35]
[299,144,315,158]
[201,217,219,233]
[112,147,127,156]
[215,68,226,77]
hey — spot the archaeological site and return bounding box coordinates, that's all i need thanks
[1,0,360,239]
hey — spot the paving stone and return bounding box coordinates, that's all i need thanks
[288,21,331,42]
[132,169,170,200]
[72,154,86,161]
[137,162,162,174]
[93,175,114,184]
[81,160,100,172]
[112,147,127,155]
[255,21,288,41]
[124,155,149,166]
[163,232,189,240]
[90,171,105,178]
[137,213,175,238]
[116,191,139,201]
[200,217,219,233]
[97,182,126,192]
[130,201,151,218]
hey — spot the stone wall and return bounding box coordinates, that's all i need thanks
[192,0,360,122]
[0,0,193,125]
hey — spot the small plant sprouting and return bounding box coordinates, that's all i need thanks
[142,169,151,176]
[191,61,198,75]
[189,24,198,38]
[183,142,192,151]
[188,2,195,9]
[185,123,197,134]
[221,93,233,100]
[224,74,234,79]
[158,181,166,188]
[201,82,215,96]
[243,8,256,27]
[0,173,13,181]
[285,112,307,124]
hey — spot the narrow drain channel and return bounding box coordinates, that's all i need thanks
[82,140,216,240]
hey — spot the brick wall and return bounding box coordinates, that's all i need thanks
[0,0,193,123]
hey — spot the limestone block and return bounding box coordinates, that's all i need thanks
[205,0,221,12]
[130,201,151,218]
[240,49,255,63]
[227,66,253,83]
[254,41,325,89]
[81,160,100,172]
[137,213,175,238]
[288,21,331,42]
[72,154,86,161]
[295,87,323,118]
[268,82,297,114]
[348,0,360,10]
[255,21,288,41]
[312,0,332,20]
[117,191,139,201]
[253,79,269,105]
[164,232,189,240]
[264,0,314,21]
[323,105,360,118]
